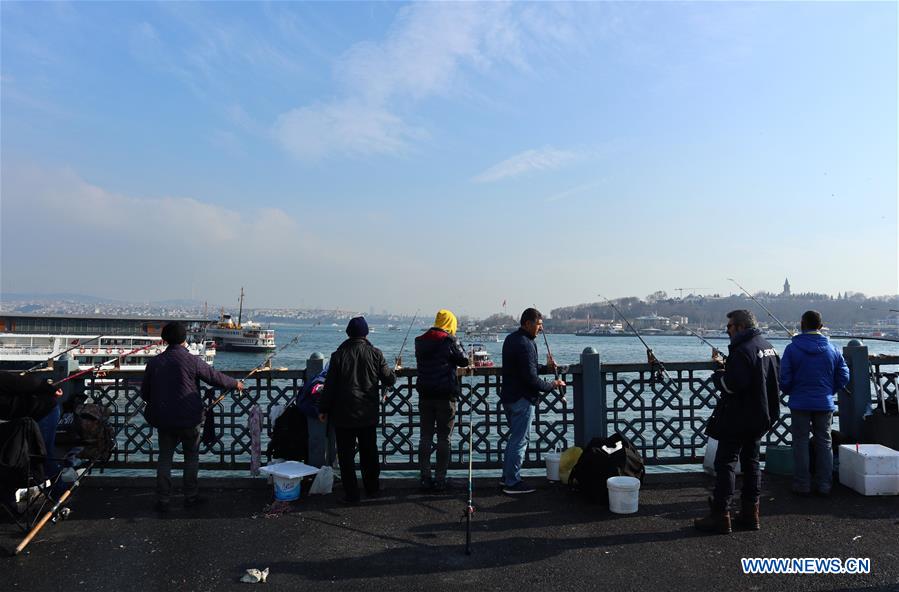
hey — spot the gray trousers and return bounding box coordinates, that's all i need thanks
[156,426,201,503]
[306,416,337,469]
[791,410,834,494]
[418,398,457,480]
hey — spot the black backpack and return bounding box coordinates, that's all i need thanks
[267,405,309,462]
[569,433,645,505]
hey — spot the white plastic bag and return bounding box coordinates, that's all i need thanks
[308,466,334,495]
[703,437,742,476]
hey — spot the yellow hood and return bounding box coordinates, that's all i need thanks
[433,309,458,336]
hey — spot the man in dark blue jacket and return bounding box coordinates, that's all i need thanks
[141,322,242,513]
[499,308,565,494]
[696,310,780,534]
[780,310,849,497]
[414,309,469,492]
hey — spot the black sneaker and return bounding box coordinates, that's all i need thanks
[433,478,458,492]
[419,477,435,492]
[503,481,536,495]
[339,497,360,506]
[154,501,170,514]
[183,496,209,508]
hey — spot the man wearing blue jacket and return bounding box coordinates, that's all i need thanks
[141,322,243,513]
[780,310,849,497]
[499,308,565,495]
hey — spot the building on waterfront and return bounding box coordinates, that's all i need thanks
[633,314,671,330]
[0,312,207,336]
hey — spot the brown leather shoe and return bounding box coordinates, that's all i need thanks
[734,501,760,531]
[694,509,732,534]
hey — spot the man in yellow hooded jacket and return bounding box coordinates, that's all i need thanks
[414,309,470,492]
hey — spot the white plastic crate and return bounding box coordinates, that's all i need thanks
[839,444,899,496]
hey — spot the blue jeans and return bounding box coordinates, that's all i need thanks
[790,410,833,493]
[502,398,534,486]
[37,403,61,480]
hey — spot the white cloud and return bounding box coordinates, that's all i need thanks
[0,163,432,309]
[273,3,592,162]
[473,148,579,183]
[273,100,425,161]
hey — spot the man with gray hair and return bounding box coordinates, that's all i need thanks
[695,309,781,534]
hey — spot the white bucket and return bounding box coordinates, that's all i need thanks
[607,476,641,514]
[545,449,562,482]
[273,475,302,501]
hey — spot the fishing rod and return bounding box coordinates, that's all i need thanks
[395,311,418,368]
[463,398,474,555]
[206,335,300,409]
[462,359,475,555]
[599,294,673,383]
[52,341,163,386]
[540,328,567,400]
[727,278,795,337]
[684,328,728,362]
[22,335,104,374]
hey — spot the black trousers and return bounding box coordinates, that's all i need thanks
[335,425,379,501]
[712,437,761,511]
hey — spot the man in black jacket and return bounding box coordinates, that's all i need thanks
[695,310,781,534]
[141,322,243,513]
[499,308,565,495]
[414,309,469,492]
[319,316,397,504]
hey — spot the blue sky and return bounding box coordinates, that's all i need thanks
[1,1,896,316]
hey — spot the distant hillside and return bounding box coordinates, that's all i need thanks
[548,292,899,332]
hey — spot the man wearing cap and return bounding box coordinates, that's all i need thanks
[141,322,244,513]
[319,316,397,504]
[414,309,469,492]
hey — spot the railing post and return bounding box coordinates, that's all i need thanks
[575,347,606,445]
[841,339,871,442]
[305,352,325,381]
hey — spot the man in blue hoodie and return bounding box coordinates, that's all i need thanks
[780,310,850,496]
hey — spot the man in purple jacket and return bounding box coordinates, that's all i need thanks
[141,322,243,513]
[780,310,849,497]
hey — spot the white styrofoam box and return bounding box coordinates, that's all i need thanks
[703,437,742,476]
[839,444,899,476]
[839,465,899,496]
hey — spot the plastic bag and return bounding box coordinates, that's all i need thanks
[308,466,333,495]
[559,446,583,484]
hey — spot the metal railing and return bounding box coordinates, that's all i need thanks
[70,349,898,471]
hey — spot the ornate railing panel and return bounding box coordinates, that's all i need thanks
[79,366,575,471]
[870,356,899,411]
[71,351,897,471]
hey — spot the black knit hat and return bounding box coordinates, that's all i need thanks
[346,316,369,338]
[161,322,187,345]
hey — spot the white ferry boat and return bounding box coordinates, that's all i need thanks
[462,325,501,343]
[203,288,276,352]
[0,333,215,371]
